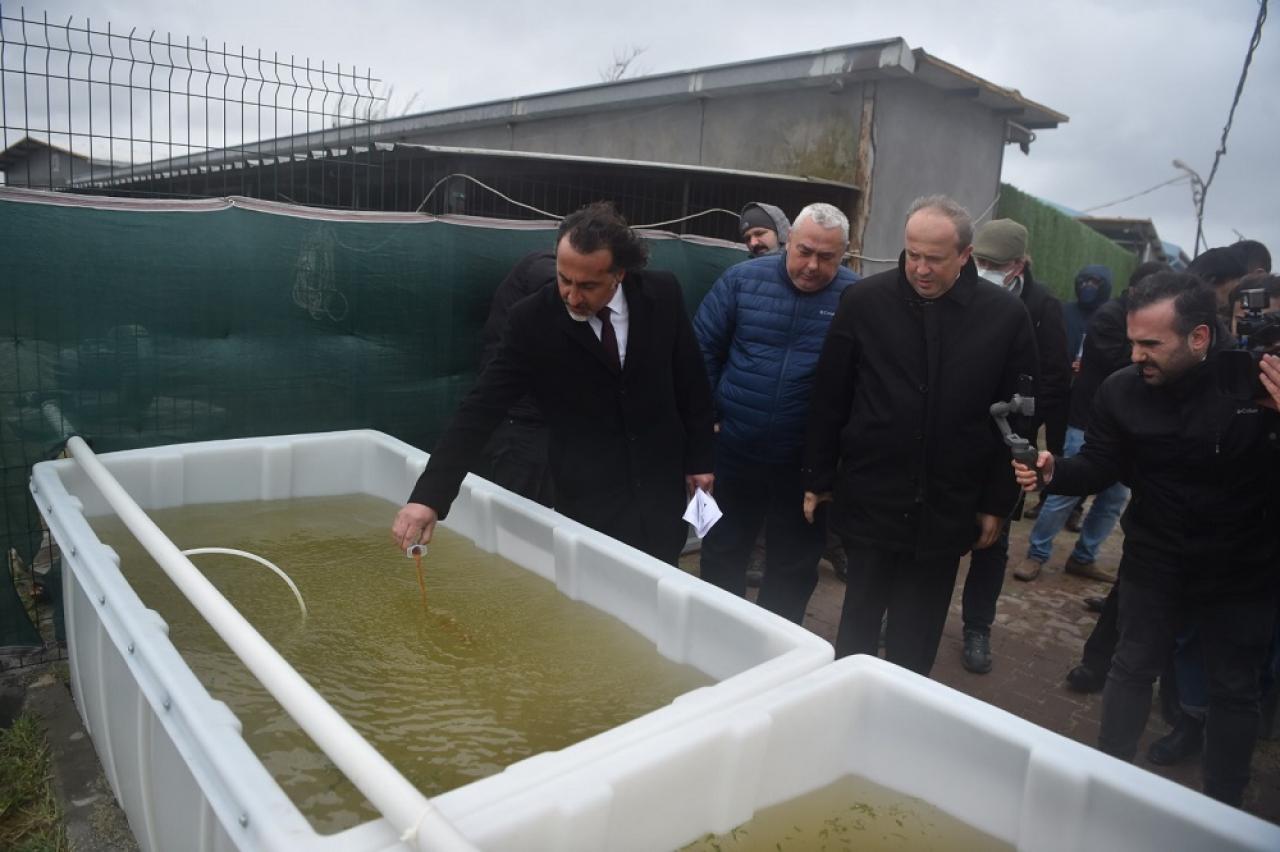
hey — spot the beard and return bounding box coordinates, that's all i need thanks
[563,303,591,322]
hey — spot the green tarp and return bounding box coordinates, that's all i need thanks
[0,190,746,646]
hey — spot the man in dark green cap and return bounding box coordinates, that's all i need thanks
[958,217,1071,674]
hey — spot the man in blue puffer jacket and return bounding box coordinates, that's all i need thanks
[693,202,858,623]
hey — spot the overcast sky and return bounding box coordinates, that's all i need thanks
[21,0,1280,259]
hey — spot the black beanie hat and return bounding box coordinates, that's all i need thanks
[739,205,778,237]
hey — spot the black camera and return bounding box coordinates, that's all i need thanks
[1216,289,1280,400]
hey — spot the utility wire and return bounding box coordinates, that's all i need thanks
[1195,0,1268,253]
[1080,174,1190,214]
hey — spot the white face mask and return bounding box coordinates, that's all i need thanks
[978,267,1007,287]
[978,266,1021,292]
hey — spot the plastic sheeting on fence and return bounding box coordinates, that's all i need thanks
[0,188,746,645]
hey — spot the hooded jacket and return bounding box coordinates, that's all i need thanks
[1062,264,1113,361]
[739,202,791,255]
[1068,290,1129,430]
[694,252,856,463]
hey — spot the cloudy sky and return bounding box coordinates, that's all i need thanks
[19,0,1280,258]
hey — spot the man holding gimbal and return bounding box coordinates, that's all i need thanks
[1014,272,1280,807]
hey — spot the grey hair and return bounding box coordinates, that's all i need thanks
[794,203,850,244]
[906,195,974,250]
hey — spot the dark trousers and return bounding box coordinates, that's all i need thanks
[836,543,961,676]
[698,450,825,624]
[1099,576,1275,806]
[960,523,1010,636]
[1082,582,1121,674]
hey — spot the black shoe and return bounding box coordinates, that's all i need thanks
[1147,714,1204,766]
[1083,596,1106,614]
[1065,504,1084,533]
[962,629,992,674]
[1065,664,1106,693]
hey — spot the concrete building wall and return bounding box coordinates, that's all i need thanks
[694,85,865,183]
[412,123,516,150]
[859,78,1006,273]
[394,79,1009,274]
[397,86,870,182]
[513,101,705,163]
[3,148,102,188]
[5,148,57,187]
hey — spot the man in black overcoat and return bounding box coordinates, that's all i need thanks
[392,202,715,565]
[803,195,1039,676]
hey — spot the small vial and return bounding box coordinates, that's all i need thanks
[406,544,427,558]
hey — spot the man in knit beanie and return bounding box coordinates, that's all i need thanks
[739,202,792,257]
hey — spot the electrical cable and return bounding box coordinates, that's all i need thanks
[1195,0,1268,253]
[412,172,560,219]
[1080,175,1191,214]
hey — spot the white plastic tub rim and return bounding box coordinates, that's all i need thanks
[30,429,833,851]
[458,654,1280,852]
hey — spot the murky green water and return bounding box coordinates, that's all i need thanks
[679,775,1010,852]
[91,494,711,834]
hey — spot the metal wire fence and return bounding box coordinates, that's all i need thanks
[0,5,384,196]
[0,6,387,662]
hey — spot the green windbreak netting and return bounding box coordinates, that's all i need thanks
[0,190,745,646]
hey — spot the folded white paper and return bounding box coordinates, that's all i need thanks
[682,488,723,538]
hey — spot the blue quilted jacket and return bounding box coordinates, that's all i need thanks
[693,253,857,462]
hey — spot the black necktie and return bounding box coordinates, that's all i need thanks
[597,306,620,370]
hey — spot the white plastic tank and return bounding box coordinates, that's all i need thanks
[31,430,833,851]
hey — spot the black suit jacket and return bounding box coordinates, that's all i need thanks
[409,268,715,563]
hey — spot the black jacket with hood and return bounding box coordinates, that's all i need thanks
[1067,291,1130,430]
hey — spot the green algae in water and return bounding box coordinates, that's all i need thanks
[90,494,712,834]
[679,775,1011,852]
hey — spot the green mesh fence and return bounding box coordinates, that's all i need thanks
[997,184,1139,299]
[0,192,745,647]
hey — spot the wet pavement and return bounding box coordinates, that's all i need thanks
[691,513,1280,825]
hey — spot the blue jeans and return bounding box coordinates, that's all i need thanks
[1026,426,1129,564]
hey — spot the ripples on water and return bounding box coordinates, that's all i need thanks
[92,494,711,834]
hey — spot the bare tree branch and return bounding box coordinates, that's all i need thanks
[599,45,649,82]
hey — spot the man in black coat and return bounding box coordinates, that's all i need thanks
[477,250,557,506]
[958,218,1071,674]
[803,195,1039,676]
[1015,273,1280,806]
[392,202,716,565]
